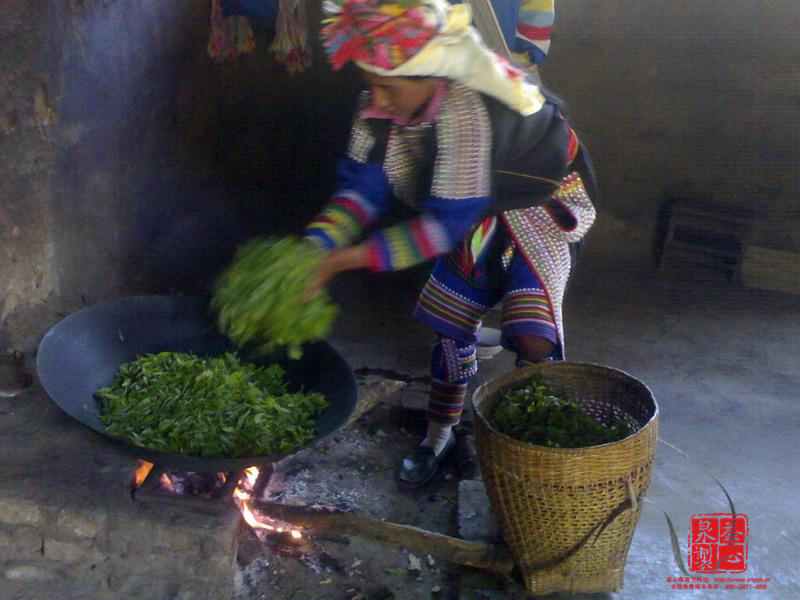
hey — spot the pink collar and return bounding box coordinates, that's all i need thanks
[361,80,447,126]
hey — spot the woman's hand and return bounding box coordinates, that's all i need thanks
[302,244,369,302]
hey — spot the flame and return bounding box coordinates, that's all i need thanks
[234,466,302,540]
[239,500,277,531]
[235,467,259,500]
[129,462,304,540]
[244,466,259,487]
[159,472,176,493]
[132,460,154,489]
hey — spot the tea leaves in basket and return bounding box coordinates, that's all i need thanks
[490,377,631,448]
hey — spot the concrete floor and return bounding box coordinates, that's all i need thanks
[324,252,800,599]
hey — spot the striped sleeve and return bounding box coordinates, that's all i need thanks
[304,100,391,250]
[304,154,391,251]
[364,196,490,272]
[514,0,554,65]
[365,215,451,271]
[304,192,381,250]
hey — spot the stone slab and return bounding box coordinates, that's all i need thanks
[457,480,499,544]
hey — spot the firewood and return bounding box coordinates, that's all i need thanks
[255,500,513,574]
[346,378,407,427]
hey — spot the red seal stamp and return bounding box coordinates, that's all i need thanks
[688,513,748,573]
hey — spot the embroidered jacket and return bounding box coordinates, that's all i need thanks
[306,83,592,260]
[304,82,595,352]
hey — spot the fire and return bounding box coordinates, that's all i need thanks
[234,466,302,541]
[159,472,177,493]
[129,460,302,540]
[244,466,259,487]
[131,460,154,489]
[239,500,277,531]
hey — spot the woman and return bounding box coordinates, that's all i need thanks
[303,0,596,487]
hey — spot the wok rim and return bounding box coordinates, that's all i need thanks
[36,294,358,472]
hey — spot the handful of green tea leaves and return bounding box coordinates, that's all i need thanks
[96,351,328,457]
[213,236,338,359]
[490,377,631,448]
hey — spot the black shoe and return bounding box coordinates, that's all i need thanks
[396,434,456,488]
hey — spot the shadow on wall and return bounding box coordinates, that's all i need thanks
[125,178,333,296]
[127,180,246,296]
[47,1,227,304]
[47,0,360,303]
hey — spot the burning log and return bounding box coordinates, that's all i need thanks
[255,501,514,575]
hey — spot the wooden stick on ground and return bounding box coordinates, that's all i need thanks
[256,500,514,574]
[346,378,407,427]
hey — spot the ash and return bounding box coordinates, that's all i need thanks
[265,466,362,512]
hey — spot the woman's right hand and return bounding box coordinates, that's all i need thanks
[301,244,369,302]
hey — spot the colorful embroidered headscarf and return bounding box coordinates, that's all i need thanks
[321,0,545,116]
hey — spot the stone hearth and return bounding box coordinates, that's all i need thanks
[1,381,241,600]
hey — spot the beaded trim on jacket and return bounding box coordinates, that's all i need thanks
[430,84,492,200]
[502,172,595,354]
[346,92,376,163]
[385,124,432,206]
[346,84,492,208]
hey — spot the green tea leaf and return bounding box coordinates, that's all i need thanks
[212,236,339,359]
[96,351,328,457]
[489,377,632,448]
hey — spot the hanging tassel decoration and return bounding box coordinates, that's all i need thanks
[269,0,312,75]
[208,0,257,62]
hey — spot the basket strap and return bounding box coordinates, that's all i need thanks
[526,477,692,580]
[647,436,738,575]
[641,497,690,576]
[658,437,736,514]
[524,482,642,576]
[588,485,690,578]
[524,437,737,582]
[568,436,738,578]
[524,492,691,582]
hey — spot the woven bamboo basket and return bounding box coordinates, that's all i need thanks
[472,362,659,595]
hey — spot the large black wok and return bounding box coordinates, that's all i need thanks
[36,295,358,472]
